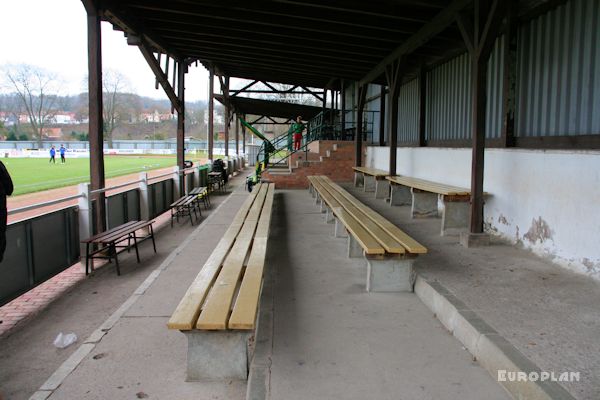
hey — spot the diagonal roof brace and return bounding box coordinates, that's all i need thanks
[138,37,182,114]
[359,0,472,86]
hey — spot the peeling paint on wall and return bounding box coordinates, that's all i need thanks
[498,214,510,225]
[523,217,554,244]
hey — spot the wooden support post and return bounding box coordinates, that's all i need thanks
[177,60,185,197]
[355,84,367,167]
[379,85,386,146]
[242,113,246,155]
[501,0,517,147]
[235,113,239,155]
[386,60,403,177]
[208,67,214,161]
[418,68,427,147]
[224,76,230,158]
[85,4,106,233]
[340,80,346,137]
[456,0,508,241]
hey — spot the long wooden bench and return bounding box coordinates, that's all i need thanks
[352,166,390,199]
[167,182,274,381]
[82,220,156,275]
[386,176,488,236]
[308,176,426,292]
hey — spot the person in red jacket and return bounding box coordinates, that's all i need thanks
[0,161,14,262]
[291,116,305,151]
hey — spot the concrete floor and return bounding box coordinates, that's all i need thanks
[342,182,600,400]
[0,173,249,400]
[266,190,510,400]
[5,177,593,400]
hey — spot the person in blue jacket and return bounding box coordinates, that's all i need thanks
[59,144,66,163]
[49,145,56,164]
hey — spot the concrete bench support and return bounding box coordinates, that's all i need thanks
[184,330,250,381]
[363,175,376,192]
[354,172,364,187]
[324,208,335,224]
[441,197,470,236]
[366,255,415,292]
[334,218,348,238]
[390,184,412,206]
[347,235,363,258]
[374,179,390,199]
[411,189,438,218]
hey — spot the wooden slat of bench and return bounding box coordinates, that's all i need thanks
[167,184,265,330]
[321,176,427,255]
[196,184,269,330]
[386,176,470,196]
[255,183,275,239]
[81,220,139,243]
[94,221,153,244]
[352,166,389,177]
[309,177,342,210]
[316,178,405,254]
[336,209,385,255]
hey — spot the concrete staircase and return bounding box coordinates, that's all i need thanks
[261,140,360,189]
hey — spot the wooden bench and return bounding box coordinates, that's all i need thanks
[82,220,156,276]
[169,187,209,227]
[308,176,426,292]
[386,176,488,236]
[167,182,275,381]
[352,166,390,199]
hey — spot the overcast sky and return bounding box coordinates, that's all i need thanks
[0,0,210,101]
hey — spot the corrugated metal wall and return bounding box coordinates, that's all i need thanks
[486,35,505,139]
[365,84,382,144]
[426,53,472,141]
[397,78,420,143]
[516,0,600,137]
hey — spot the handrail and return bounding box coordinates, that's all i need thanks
[8,194,84,215]
[90,179,144,195]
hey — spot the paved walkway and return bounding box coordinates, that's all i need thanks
[342,182,599,400]
[265,190,510,400]
[7,180,592,399]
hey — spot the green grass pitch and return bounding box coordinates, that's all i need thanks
[3,156,179,196]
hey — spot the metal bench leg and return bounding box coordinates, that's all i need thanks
[189,206,195,225]
[132,233,140,263]
[85,243,90,275]
[111,244,121,276]
[149,225,157,253]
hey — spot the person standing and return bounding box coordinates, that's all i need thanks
[291,116,305,151]
[0,161,14,262]
[49,145,56,164]
[59,144,66,163]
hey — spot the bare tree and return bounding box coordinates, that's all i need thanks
[102,69,132,147]
[3,64,60,146]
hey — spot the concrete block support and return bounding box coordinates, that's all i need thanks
[334,218,348,238]
[411,190,438,218]
[441,199,470,236]
[364,175,376,192]
[347,235,363,258]
[183,330,250,381]
[354,172,364,187]
[374,179,389,199]
[366,256,415,292]
[390,184,412,206]
[324,208,335,224]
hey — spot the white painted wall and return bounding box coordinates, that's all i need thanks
[366,146,600,280]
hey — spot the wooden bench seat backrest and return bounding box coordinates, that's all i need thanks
[82,220,139,243]
[229,183,275,329]
[386,176,470,196]
[167,183,265,330]
[196,183,269,330]
[94,220,153,244]
[315,177,405,254]
[321,176,427,255]
[352,166,389,177]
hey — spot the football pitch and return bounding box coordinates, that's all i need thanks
[3,155,190,196]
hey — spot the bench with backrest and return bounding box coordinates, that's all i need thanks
[386,176,487,236]
[82,220,156,275]
[352,166,390,199]
[167,182,274,381]
[308,176,427,292]
[169,187,209,227]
